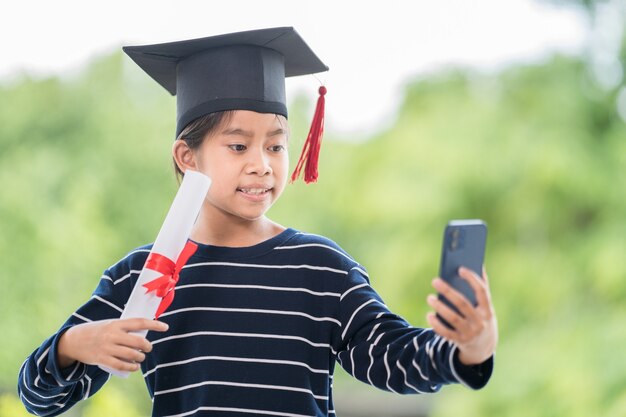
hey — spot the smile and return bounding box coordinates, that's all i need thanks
[237,188,271,195]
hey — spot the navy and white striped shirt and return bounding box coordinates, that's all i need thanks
[18,228,492,417]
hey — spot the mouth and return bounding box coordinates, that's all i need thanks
[237,187,272,196]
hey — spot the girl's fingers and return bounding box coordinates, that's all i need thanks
[427,294,473,334]
[429,268,498,362]
[110,345,146,364]
[482,265,490,285]
[122,333,154,353]
[426,313,457,342]
[432,278,477,320]
[482,266,494,304]
[458,267,492,316]
[427,312,478,345]
[119,318,169,333]
[107,331,151,354]
[105,357,141,373]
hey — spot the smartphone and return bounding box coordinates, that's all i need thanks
[437,219,487,329]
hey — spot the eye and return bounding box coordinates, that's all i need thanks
[228,144,247,152]
[269,144,285,153]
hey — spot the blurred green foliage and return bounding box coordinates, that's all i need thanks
[1,38,625,417]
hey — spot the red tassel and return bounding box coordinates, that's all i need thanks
[291,86,326,184]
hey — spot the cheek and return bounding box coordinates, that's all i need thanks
[277,152,290,173]
[199,161,232,194]
[205,178,236,204]
[197,150,230,178]
[274,156,289,191]
[207,170,236,192]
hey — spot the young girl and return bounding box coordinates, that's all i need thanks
[18,27,497,417]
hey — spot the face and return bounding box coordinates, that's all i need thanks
[193,110,289,224]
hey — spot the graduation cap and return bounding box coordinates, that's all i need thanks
[123,27,328,183]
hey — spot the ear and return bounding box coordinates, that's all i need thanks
[172,140,198,173]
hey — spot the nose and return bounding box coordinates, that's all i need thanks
[245,147,272,176]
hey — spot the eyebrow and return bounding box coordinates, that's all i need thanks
[268,128,287,137]
[221,127,287,137]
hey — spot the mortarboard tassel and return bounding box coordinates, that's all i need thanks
[291,86,326,184]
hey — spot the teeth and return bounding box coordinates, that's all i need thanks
[240,188,269,195]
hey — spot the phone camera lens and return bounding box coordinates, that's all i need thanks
[450,229,459,250]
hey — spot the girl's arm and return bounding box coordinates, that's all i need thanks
[17,251,166,416]
[335,267,494,394]
[18,316,113,416]
[19,317,167,417]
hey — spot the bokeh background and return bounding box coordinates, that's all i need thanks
[1,1,625,416]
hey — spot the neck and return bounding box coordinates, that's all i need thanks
[190,209,285,248]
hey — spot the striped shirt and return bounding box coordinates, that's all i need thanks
[18,228,492,417]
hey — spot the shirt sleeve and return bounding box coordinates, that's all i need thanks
[17,264,134,416]
[334,266,493,394]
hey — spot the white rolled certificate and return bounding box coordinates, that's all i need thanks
[100,170,211,377]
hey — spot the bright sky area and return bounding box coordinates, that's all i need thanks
[1,0,589,135]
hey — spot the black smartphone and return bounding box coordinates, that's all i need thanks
[437,219,487,329]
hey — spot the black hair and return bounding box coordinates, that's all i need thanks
[173,111,234,183]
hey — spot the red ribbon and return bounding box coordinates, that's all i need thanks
[142,240,198,319]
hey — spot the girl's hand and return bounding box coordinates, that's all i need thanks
[57,318,169,372]
[426,266,498,365]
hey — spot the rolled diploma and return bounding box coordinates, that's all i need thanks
[100,170,211,377]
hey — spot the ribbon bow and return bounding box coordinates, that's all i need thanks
[142,240,198,319]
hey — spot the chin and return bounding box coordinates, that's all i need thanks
[240,213,269,222]
[228,209,269,222]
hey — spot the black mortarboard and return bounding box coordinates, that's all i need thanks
[122,27,328,139]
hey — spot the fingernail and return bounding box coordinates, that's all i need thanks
[427,295,437,305]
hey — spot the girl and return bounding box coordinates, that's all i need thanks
[18,27,497,417]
